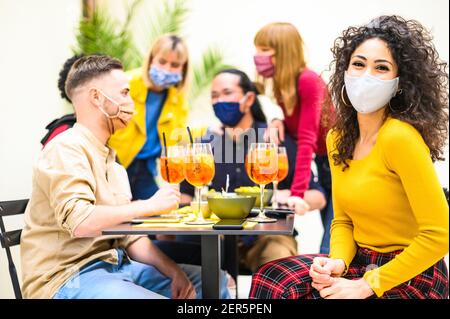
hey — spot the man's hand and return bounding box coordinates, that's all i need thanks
[170,267,196,299]
[126,238,197,299]
[264,119,285,144]
[313,277,374,299]
[145,184,180,215]
[286,196,310,215]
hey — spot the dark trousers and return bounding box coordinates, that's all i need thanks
[171,235,226,268]
[314,155,333,254]
[127,159,159,200]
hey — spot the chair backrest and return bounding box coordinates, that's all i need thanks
[0,199,29,299]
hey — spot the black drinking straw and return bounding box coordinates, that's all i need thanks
[163,132,170,183]
[187,126,194,144]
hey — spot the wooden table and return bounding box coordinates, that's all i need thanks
[102,215,295,299]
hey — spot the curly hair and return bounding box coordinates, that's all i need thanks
[325,15,448,170]
[57,54,85,103]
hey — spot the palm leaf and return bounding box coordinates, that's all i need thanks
[144,0,190,49]
[73,0,233,108]
[120,0,144,36]
[73,1,143,70]
[189,47,234,102]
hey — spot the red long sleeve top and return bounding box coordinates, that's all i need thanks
[282,69,330,198]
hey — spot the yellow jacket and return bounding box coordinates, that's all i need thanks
[109,68,194,168]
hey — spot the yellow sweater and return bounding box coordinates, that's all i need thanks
[327,117,449,297]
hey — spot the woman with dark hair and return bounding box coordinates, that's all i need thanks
[182,68,325,212]
[173,69,326,272]
[211,68,268,124]
[249,15,448,299]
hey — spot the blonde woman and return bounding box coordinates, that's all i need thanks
[109,34,190,200]
[254,22,335,253]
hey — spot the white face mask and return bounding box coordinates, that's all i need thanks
[344,72,399,114]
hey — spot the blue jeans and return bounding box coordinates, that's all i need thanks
[127,159,159,200]
[53,249,231,299]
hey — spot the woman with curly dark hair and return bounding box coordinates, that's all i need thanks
[249,15,448,299]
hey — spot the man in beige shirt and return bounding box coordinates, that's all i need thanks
[20,55,230,299]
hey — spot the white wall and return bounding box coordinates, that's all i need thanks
[0,0,448,298]
[127,0,450,186]
[0,0,80,298]
[182,0,449,187]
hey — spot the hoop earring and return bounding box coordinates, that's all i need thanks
[389,99,414,114]
[341,85,351,106]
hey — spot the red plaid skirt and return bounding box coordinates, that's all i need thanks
[249,247,448,299]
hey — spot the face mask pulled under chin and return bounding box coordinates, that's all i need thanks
[344,72,399,114]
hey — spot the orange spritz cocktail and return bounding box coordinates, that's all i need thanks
[160,156,185,184]
[184,143,215,225]
[246,148,278,185]
[276,151,289,183]
[184,154,215,187]
[245,143,278,223]
[160,145,185,184]
[272,146,289,209]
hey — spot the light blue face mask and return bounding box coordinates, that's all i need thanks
[149,65,182,88]
[344,72,399,114]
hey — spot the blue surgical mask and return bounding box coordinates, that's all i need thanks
[149,65,182,88]
[213,101,245,127]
